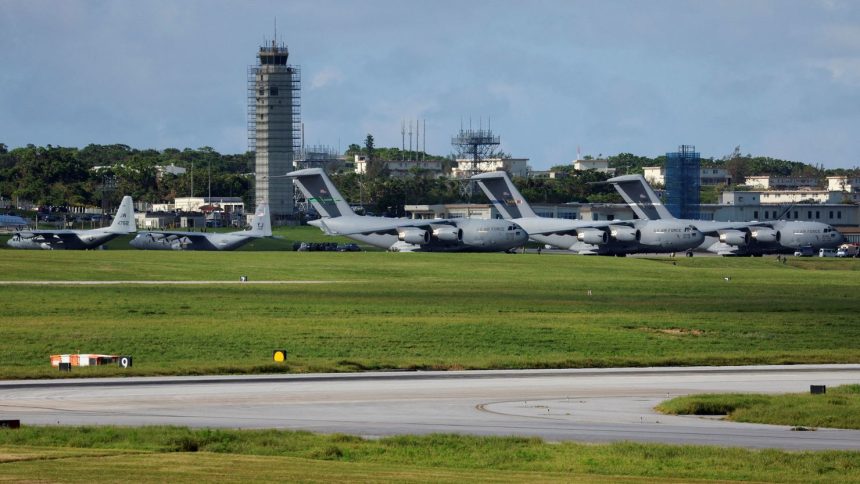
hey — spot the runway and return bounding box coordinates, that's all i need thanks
[2,365,860,450]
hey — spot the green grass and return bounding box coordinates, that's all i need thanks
[0,252,858,378]
[1,426,859,482]
[657,384,860,429]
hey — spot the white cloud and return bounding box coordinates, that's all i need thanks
[310,67,344,89]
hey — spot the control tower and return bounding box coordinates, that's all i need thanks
[248,40,301,220]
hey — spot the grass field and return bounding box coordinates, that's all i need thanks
[1,426,859,482]
[657,384,860,430]
[0,251,858,379]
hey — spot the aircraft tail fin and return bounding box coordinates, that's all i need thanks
[286,168,355,219]
[471,171,536,219]
[245,202,272,236]
[606,175,675,220]
[108,196,136,233]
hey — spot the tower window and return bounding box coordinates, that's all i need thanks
[270,87,279,96]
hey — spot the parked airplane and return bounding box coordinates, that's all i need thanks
[6,196,136,250]
[286,168,528,252]
[129,203,271,251]
[471,171,704,255]
[608,174,845,255]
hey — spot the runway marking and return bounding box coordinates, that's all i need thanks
[0,280,348,285]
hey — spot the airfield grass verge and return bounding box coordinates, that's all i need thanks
[0,426,859,482]
[657,384,860,430]
[0,252,858,378]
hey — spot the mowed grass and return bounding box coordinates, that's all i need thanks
[657,384,860,430]
[1,426,859,482]
[0,251,858,378]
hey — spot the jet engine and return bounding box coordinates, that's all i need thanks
[719,230,750,246]
[432,226,463,242]
[398,228,430,244]
[609,226,641,242]
[751,228,780,243]
[577,229,609,245]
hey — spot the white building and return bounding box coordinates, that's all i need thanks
[643,166,731,186]
[353,155,445,178]
[572,158,615,174]
[404,203,635,222]
[744,175,820,190]
[827,176,860,193]
[451,157,530,178]
[155,197,245,214]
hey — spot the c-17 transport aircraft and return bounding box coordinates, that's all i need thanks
[471,171,704,255]
[129,203,272,251]
[286,168,528,252]
[6,196,136,250]
[608,174,845,255]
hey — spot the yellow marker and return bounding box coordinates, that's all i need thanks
[273,350,287,362]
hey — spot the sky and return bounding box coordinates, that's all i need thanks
[1,0,859,170]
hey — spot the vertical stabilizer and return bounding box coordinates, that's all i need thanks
[286,168,355,218]
[471,171,536,219]
[246,202,272,236]
[607,175,675,220]
[108,196,136,233]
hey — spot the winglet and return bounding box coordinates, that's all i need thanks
[471,171,536,219]
[286,168,355,219]
[606,175,675,220]
[108,196,136,233]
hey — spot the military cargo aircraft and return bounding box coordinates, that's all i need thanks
[129,203,271,251]
[471,171,704,255]
[608,174,844,255]
[286,168,528,252]
[7,196,136,250]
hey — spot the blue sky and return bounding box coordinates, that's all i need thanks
[2,0,859,169]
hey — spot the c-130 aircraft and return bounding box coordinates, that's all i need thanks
[286,168,528,252]
[7,196,136,250]
[129,203,271,251]
[471,171,704,255]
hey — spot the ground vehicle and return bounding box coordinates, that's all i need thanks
[836,244,859,258]
[794,246,814,257]
[819,248,837,257]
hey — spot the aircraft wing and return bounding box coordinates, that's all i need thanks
[520,220,628,237]
[692,221,771,236]
[24,230,82,244]
[138,231,215,243]
[337,219,456,236]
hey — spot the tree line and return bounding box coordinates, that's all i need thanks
[1,141,856,215]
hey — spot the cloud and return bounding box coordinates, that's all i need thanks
[310,67,344,90]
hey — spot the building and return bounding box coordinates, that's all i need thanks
[665,145,701,219]
[643,166,730,187]
[451,157,530,178]
[404,202,635,222]
[744,175,820,190]
[354,155,445,178]
[249,39,301,220]
[573,158,615,174]
[827,176,860,193]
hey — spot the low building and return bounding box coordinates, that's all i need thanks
[135,212,176,230]
[171,197,245,215]
[573,158,615,175]
[644,166,730,186]
[404,202,635,222]
[354,155,445,178]
[451,157,530,178]
[827,176,860,193]
[744,175,820,190]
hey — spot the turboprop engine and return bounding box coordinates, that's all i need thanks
[577,229,609,245]
[719,230,750,246]
[398,228,430,245]
[751,228,780,243]
[432,226,463,242]
[609,226,641,242]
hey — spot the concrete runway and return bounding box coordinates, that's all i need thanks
[2,365,860,450]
